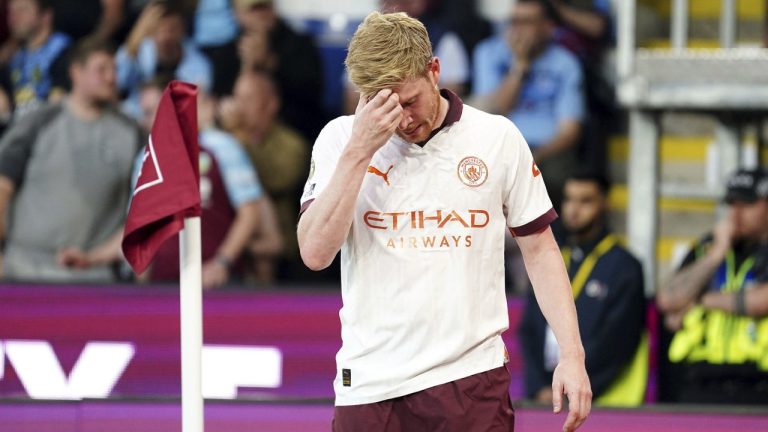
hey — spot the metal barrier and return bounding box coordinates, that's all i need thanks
[616,0,768,294]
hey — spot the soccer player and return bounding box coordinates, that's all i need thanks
[298,11,591,431]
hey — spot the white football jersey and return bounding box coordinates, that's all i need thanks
[301,94,555,406]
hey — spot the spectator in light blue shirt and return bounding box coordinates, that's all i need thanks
[116,2,212,119]
[472,0,584,210]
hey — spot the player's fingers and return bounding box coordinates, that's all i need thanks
[552,382,564,413]
[563,411,577,432]
[355,94,366,115]
[562,394,580,432]
[571,390,591,430]
[566,389,592,432]
[380,92,400,112]
[369,88,393,107]
[383,101,403,124]
[583,390,592,420]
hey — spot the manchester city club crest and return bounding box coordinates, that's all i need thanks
[457,156,488,187]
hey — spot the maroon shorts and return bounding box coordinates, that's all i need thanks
[332,366,515,432]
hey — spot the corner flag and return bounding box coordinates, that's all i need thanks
[122,80,201,274]
[121,80,205,432]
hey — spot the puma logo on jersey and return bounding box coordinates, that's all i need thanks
[367,164,393,186]
[532,161,541,177]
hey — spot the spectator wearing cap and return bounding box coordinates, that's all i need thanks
[657,168,768,405]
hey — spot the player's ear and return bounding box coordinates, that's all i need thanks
[427,57,441,87]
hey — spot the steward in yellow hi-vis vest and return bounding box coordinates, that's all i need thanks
[657,168,768,404]
[520,172,648,407]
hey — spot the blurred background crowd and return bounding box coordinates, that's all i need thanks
[0,0,767,408]
[0,0,625,287]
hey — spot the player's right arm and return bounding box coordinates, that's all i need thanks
[297,89,402,270]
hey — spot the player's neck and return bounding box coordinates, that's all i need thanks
[432,91,449,132]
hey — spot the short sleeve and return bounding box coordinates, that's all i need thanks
[0,106,58,186]
[502,123,557,235]
[299,118,347,213]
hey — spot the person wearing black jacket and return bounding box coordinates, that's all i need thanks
[520,172,646,405]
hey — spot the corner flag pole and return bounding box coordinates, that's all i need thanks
[120,80,203,432]
[180,216,204,432]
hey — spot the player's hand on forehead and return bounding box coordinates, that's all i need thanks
[350,89,403,155]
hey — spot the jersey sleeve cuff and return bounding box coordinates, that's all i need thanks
[510,208,558,236]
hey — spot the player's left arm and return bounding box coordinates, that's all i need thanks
[516,226,591,432]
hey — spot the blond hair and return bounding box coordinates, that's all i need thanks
[345,11,433,99]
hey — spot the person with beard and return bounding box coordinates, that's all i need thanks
[520,171,647,406]
[299,11,591,431]
[219,71,307,282]
[657,168,768,404]
[0,38,142,282]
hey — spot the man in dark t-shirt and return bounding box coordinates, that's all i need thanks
[1,0,72,118]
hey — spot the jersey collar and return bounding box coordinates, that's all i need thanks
[414,88,463,147]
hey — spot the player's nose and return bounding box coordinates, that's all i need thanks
[398,113,412,130]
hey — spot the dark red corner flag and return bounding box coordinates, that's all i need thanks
[122,81,201,274]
